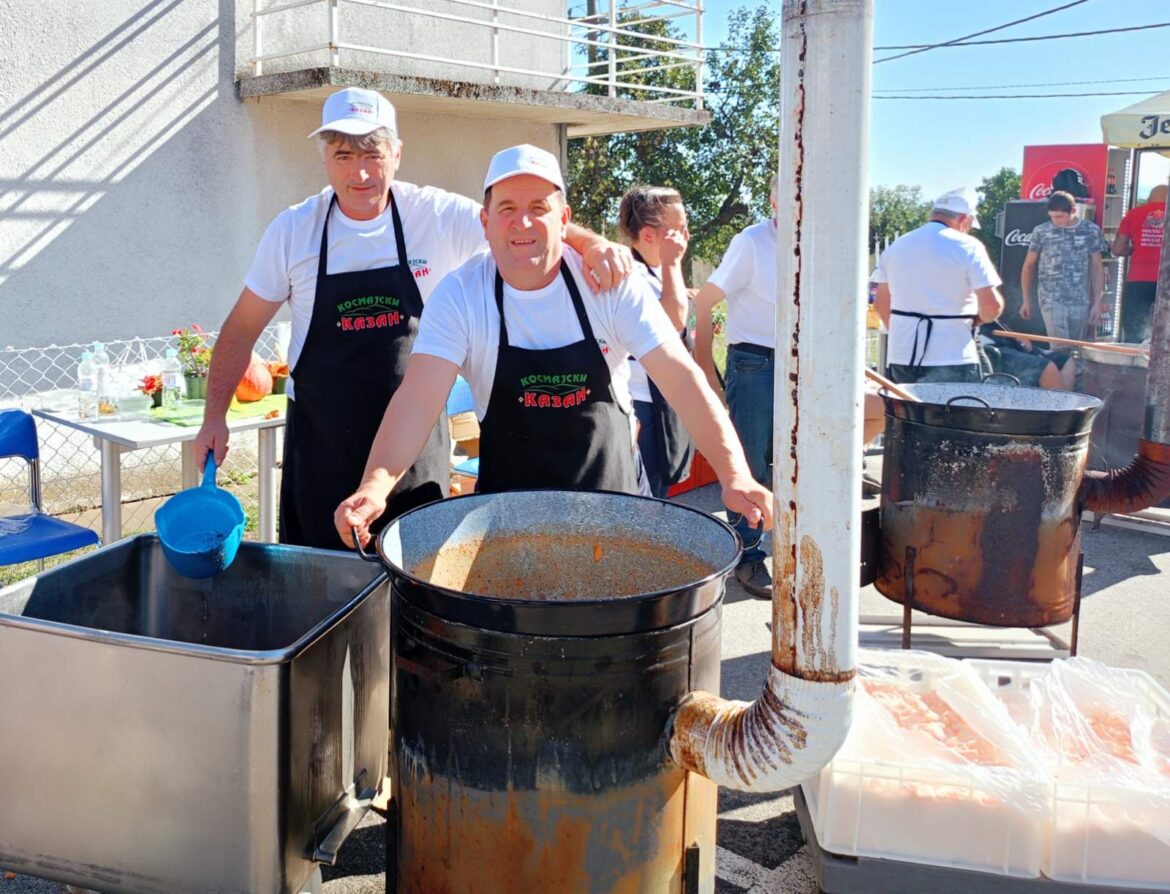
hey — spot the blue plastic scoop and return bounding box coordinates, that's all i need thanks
[155,451,246,578]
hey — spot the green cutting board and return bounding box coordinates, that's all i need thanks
[150,394,287,426]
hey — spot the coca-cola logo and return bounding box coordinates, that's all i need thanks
[1004,228,1031,247]
[1027,183,1052,200]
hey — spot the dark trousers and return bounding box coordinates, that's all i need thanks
[1121,280,1157,344]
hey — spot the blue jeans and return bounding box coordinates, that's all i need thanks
[724,344,773,564]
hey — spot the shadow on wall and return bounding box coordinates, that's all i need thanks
[0,0,280,348]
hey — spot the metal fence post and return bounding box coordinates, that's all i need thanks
[252,0,263,76]
[329,0,340,68]
[607,1,616,98]
[694,1,704,110]
[492,0,501,85]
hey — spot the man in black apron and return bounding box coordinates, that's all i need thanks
[334,144,771,549]
[192,89,637,550]
[873,187,1005,385]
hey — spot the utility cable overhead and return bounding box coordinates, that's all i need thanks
[873,89,1166,100]
[873,0,1091,63]
[876,22,1170,61]
[877,75,1170,93]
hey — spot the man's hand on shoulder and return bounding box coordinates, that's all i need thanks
[581,239,633,293]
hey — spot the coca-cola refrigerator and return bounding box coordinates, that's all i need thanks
[997,199,1051,336]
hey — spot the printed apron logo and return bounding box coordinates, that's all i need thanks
[336,295,403,331]
[518,372,590,408]
[408,258,431,280]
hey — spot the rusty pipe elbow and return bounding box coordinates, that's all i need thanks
[667,666,854,792]
[1081,439,1170,515]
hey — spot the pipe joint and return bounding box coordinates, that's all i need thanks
[668,665,854,792]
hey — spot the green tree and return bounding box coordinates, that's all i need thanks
[869,185,929,255]
[974,167,1021,268]
[566,4,780,277]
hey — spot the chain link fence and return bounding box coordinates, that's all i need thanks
[0,326,286,543]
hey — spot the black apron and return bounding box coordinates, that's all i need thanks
[280,188,449,549]
[631,249,694,487]
[476,260,640,495]
[889,308,979,368]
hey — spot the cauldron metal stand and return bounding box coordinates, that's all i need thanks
[887,544,1083,658]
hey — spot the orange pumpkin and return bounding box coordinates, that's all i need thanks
[235,354,273,402]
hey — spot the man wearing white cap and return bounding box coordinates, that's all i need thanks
[873,186,1004,384]
[334,144,772,548]
[193,89,632,550]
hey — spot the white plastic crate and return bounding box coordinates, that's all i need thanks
[803,650,1048,878]
[969,659,1170,891]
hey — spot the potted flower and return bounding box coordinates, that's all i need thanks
[173,324,213,399]
[138,373,165,408]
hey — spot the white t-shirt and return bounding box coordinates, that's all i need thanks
[627,262,663,403]
[244,181,486,398]
[873,221,1002,367]
[413,248,678,421]
[707,220,777,349]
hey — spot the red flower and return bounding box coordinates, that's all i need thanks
[138,374,164,396]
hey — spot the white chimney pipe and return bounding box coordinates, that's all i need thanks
[669,0,871,790]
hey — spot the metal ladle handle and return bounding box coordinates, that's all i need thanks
[351,526,380,563]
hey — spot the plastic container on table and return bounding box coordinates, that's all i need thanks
[801,649,1049,878]
[969,658,1170,890]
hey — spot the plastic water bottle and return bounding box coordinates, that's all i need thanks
[161,348,183,406]
[91,341,112,405]
[77,351,97,420]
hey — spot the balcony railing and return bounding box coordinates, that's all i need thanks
[249,0,705,108]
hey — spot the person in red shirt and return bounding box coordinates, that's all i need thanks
[1112,184,1166,343]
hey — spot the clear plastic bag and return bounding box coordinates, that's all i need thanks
[804,650,1048,876]
[971,657,1170,887]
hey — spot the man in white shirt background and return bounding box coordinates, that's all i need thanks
[192,88,632,550]
[693,176,780,599]
[874,187,1005,385]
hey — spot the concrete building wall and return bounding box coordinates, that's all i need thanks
[0,1,562,349]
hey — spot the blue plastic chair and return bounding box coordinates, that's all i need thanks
[0,409,100,568]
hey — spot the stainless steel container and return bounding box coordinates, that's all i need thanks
[0,536,389,894]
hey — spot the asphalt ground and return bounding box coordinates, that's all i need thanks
[4,482,1169,893]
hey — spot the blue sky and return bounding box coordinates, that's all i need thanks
[699,0,1170,197]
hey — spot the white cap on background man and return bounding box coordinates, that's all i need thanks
[308,87,397,138]
[483,144,566,193]
[932,187,981,229]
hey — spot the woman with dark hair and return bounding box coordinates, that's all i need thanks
[618,186,694,498]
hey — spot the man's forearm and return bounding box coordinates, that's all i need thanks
[1091,258,1105,304]
[693,319,721,393]
[564,223,603,255]
[874,284,891,327]
[1020,267,1034,306]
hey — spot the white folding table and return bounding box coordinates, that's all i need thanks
[33,408,285,544]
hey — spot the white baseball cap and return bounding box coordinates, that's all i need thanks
[483,144,565,193]
[933,187,981,229]
[307,88,397,138]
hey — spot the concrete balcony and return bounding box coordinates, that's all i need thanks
[236,0,710,137]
